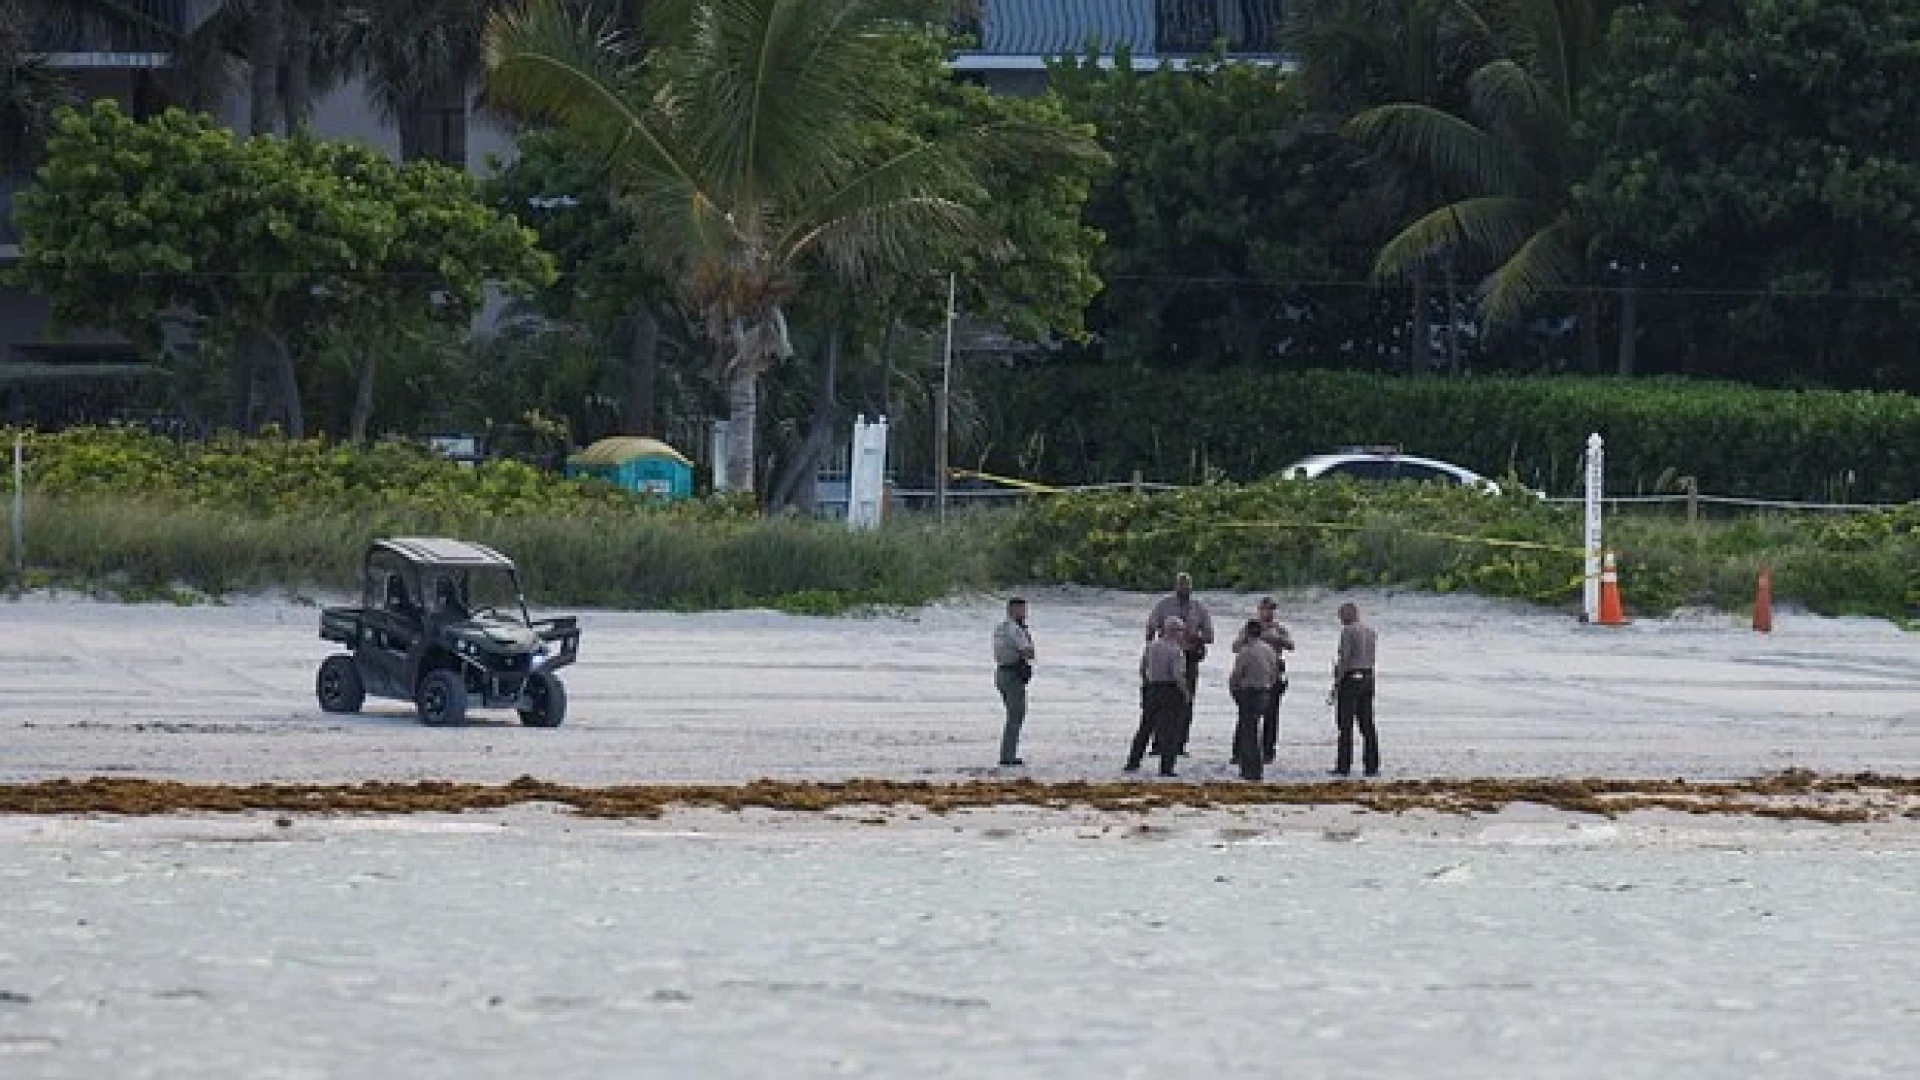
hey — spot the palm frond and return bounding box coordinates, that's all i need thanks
[1479,210,1584,327]
[1373,195,1542,277]
[798,195,991,285]
[485,0,709,204]
[778,117,1079,267]
[1346,100,1534,194]
[1468,56,1562,138]
[670,0,915,208]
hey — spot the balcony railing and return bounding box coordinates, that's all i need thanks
[955,0,1287,59]
[1156,0,1287,54]
[30,0,190,55]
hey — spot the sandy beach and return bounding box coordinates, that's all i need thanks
[3,592,1917,1078]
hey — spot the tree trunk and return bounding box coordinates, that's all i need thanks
[1578,290,1602,373]
[225,347,253,433]
[770,330,841,514]
[1442,253,1462,375]
[268,331,303,439]
[625,308,660,436]
[879,319,898,422]
[1616,282,1639,377]
[725,362,758,496]
[247,0,284,136]
[279,5,312,134]
[1411,261,1432,374]
[350,351,377,445]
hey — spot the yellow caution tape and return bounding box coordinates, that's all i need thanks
[1136,519,1591,557]
[947,468,1063,495]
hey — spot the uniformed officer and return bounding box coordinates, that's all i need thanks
[1237,596,1296,765]
[992,596,1037,767]
[1227,619,1279,781]
[1330,601,1380,777]
[1144,572,1214,756]
[1127,616,1190,777]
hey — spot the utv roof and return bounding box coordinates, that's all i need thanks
[373,537,516,568]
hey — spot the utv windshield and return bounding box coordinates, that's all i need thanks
[426,566,527,623]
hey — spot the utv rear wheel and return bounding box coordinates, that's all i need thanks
[416,668,468,726]
[518,672,567,728]
[316,655,365,713]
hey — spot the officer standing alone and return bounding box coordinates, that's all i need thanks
[993,597,1037,767]
[1329,601,1380,777]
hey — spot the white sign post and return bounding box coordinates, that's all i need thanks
[847,414,889,531]
[1582,432,1604,622]
[11,434,23,590]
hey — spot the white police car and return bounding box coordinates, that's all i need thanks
[1281,446,1506,495]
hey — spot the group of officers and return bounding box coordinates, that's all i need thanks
[992,573,1380,782]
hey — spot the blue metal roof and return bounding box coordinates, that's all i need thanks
[958,0,1288,59]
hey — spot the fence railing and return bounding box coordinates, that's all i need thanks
[879,470,1911,517]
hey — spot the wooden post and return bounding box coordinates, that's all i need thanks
[1131,469,1143,496]
[1684,475,1699,525]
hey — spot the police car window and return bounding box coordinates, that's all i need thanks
[1396,462,1457,485]
[1327,459,1396,481]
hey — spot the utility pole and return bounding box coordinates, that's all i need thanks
[935,271,956,523]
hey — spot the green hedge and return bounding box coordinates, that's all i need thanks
[972,369,1920,502]
[1002,480,1920,621]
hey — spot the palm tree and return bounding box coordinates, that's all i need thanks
[485,0,1034,496]
[1288,0,1491,373]
[1345,0,1614,371]
[0,0,75,172]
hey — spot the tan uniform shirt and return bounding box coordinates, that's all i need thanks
[1230,638,1280,690]
[993,620,1035,666]
[1140,638,1187,687]
[1146,595,1215,648]
[1234,619,1295,656]
[1335,622,1378,677]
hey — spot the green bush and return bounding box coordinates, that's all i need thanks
[18,496,1002,612]
[1002,479,1920,621]
[973,369,1920,502]
[0,426,749,522]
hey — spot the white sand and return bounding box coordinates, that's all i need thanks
[1,806,1917,1079]
[4,593,1919,1077]
[1,589,1915,784]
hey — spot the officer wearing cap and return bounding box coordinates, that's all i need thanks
[1233,596,1296,766]
[992,596,1037,767]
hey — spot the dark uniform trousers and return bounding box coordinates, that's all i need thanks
[1175,649,1204,755]
[1130,682,1188,776]
[1261,665,1287,764]
[1230,685,1269,780]
[1334,669,1379,775]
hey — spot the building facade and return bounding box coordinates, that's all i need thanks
[0,0,513,425]
[952,0,1289,94]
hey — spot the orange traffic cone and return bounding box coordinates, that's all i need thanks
[1597,551,1627,626]
[1753,565,1773,633]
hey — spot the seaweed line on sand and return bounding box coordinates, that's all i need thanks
[1,770,1917,824]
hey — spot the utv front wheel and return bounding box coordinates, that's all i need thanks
[316,655,365,713]
[416,668,468,726]
[518,672,568,728]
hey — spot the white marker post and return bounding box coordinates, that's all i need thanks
[847,415,889,531]
[1582,432,1604,622]
[11,433,23,591]
[709,420,731,493]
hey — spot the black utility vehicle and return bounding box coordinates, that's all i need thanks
[316,538,581,726]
